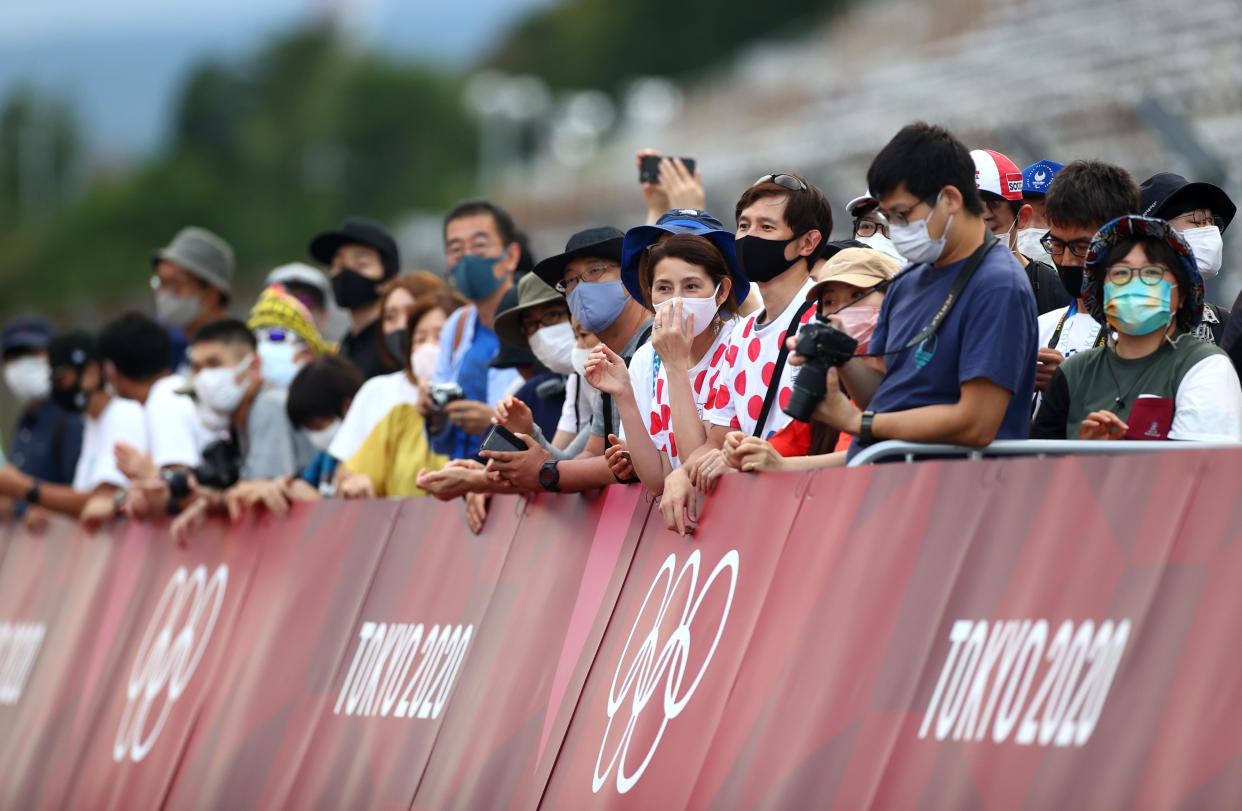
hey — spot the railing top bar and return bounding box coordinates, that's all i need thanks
[846,439,1242,467]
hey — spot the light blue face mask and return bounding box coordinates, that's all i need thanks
[567,279,628,334]
[1103,278,1174,336]
[449,254,504,301]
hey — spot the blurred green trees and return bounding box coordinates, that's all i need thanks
[0,26,476,318]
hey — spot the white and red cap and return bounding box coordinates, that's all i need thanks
[970,149,1024,202]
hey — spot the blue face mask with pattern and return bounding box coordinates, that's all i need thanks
[449,254,504,301]
[1104,278,1174,335]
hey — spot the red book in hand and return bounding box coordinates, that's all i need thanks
[1125,395,1174,440]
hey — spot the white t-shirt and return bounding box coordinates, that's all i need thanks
[705,280,817,439]
[1169,354,1242,441]
[74,396,148,491]
[627,322,734,468]
[329,370,419,462]
[557,374,599,435]
[146,375,223,468]
[1037,302,1107,360]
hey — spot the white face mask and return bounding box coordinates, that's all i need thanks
[527,322,576,375]
[1015,227,1050,262]
[3,356,51,403]
[193,354,253,417]
[570,346,592,377]
[653,283,722,338]
[856,232,905,263]
[305,418,341,452]
[1181,225,1224,278]
[991,215,1017,250]
[410,342,440,381]
[256,337,304,388]
[889,193,952,265]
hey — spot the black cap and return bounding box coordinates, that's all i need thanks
[48,330,99,369]
[532,226,625,292]
[308,217,400,277]
[2,316,53,356]
[821,239,871,261]
[1139,173,1236,232]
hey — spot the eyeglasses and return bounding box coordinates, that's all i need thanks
[854,218,889,238]
[1105,264,1174,286]
[149,275,202,297]
[1169,208,1222,230]
[521,309,569,336]
[880,195,938,227]
[752,173,807,192]
[1040,233,1091,257]
[555,263,617,294]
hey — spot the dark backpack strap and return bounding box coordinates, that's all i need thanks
[602,324,654,449]
[753,300,817,438]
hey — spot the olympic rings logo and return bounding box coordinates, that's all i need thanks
[593,549,738,794]
[112,565,228,763]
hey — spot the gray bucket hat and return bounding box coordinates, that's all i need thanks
[151,226,235,294]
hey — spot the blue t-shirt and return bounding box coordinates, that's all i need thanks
[850,243,1038,458]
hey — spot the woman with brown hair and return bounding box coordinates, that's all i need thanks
[584,234,741,492]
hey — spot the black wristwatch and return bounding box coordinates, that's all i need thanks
[24,480,41,506]
[538,460,561,492]
[858,410,877,447]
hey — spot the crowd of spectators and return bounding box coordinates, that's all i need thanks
[2,122,1239,538]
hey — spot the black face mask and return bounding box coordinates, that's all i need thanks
[736,234,803,283]
[1054,261,1085,301]
[332,268,381,310]
[384,329,407,364]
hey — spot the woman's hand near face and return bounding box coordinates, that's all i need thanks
[651,298,695,371]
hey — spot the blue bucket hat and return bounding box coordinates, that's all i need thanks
[620,209,750,307]
[1082,215,1203,331]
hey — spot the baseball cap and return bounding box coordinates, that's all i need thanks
[2,316,53,356]
[971,149,1024,202]
[48,330,100,369]
[265,262,331,303]
[151,226,236,294]
[845,192,879,218]
[1139,172,1236,233]
[805,248,901,303]
[309,217,400,278]
[1022,160,1064,197]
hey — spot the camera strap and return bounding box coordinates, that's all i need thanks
[753,300,817,437]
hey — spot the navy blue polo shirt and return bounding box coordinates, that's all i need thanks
[9,398,84,485]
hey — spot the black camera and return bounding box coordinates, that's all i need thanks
[428,382,465,411]
[162,438,242,500]
[782,321,858,423]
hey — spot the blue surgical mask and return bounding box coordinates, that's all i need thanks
[1104,278,1174,335]
[449,254,504,301]
[567,279,628,334]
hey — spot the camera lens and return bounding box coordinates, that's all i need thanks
[783,360,829,423]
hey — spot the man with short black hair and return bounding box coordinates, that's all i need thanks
[803,123,1037,464]
[309,217,402,379]
[656,174,832,531]
[188,318,315,479]
[1034,160,1141,393]
[421,199,524,460]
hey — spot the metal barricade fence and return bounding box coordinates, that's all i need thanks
[846,438,1242,467]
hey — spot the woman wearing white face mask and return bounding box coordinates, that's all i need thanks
[585,234,742,491]
[328,290,464,491]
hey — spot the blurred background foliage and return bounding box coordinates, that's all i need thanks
[0,0,829,321]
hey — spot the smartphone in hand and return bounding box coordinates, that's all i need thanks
[639,155,697,184]
[480,424,528,453]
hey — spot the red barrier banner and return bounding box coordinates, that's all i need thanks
[1,448,1242,808]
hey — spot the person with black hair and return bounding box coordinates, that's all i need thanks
[308,217,402,379]
[0,330,147,523]
[187,318,315,480]
[1032,216,1242,441]
[421,199,524,460]
[793,122,1037,467]
[1034,160,1141,396]
[286,355,364,494]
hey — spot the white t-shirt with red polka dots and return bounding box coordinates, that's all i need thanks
[626,319,736,469]
[704,279,818,439]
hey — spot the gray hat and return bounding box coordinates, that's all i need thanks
[151,226,235,294]
[494,273,566,350]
